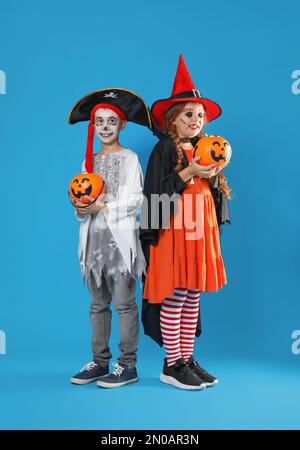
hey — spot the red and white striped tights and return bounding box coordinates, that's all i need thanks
[160,288,200,366]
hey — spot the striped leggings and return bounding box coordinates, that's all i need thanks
[160,288,201,366]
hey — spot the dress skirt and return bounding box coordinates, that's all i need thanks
[143,149,227,304]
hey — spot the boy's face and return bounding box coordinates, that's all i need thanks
[172,102,205,138]
[94,108,125,145]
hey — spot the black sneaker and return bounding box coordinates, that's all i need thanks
[96,362,138,389]
[188,356,219,387]
[160,358,206,391]
[71,361,109,385]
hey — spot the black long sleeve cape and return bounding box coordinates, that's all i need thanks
[140,135,230,347]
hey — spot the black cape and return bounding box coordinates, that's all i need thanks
[140,134,230,347]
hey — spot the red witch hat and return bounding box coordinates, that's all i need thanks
[151,55,222,131]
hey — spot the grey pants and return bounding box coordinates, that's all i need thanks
[87,271,139,369]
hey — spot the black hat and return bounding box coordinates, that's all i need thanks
[68,88,151,173]
[68,88,151,127]
[68,88,151,172]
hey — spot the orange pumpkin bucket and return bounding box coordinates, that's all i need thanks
[193,136,232,168]
[68,173,105,206]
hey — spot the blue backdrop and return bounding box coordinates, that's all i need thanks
[0,0,300,430]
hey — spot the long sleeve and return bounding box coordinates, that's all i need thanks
[140,139,188,247]
[74,160,89,222]
[75,209,88,221]
[161,153,187,196]
[148,139,187,197]
[104,153,144,223]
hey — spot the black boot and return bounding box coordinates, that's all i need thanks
[160,358,206,391]
[187,356,219,387]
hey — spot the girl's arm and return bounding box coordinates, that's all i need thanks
[179,158,218,182]
[140,140,187,246]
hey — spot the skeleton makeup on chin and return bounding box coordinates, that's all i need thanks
[94,108,126,145]
[173,102,206,139]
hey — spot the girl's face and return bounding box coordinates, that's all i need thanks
[172,102,205,138]
[94,108,125,144]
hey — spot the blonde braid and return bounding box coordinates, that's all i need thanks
[165,104,186,172]
[218,172,232,199]
[167,126,184,172]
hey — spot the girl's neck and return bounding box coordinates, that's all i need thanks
[181,141,194,150]
[179,137,191,144]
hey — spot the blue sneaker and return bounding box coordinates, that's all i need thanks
[96,362,138,388]
[71,361,109,385]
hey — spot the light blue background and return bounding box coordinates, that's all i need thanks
[0,0,300,430]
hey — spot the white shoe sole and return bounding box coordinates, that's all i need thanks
[205,379,219,388]
[96,377,138,389]
[160,373,206,391]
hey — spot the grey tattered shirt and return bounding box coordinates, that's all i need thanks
[83,151,145,292]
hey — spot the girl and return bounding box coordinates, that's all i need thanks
[140,56,231,390]
[68,88,151,388]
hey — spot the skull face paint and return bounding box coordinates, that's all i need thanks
[94,108,125,145]
[173,102,206,139]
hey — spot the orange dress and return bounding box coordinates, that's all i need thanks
[143,149,227,304]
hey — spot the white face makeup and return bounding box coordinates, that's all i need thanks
[94,108,125,145]
[173,102,205,138]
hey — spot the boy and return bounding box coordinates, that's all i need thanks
[68,89,151,388]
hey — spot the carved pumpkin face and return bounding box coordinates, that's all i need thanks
[193,136,232,168]
[68,173,105,206]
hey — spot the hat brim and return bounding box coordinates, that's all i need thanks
[151,97,222,131]
[68,88,152,129]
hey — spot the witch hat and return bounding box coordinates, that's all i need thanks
[151,55,222,131]
[68,88,151,172]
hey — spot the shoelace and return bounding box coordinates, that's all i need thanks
[80,361,98,373]
[112,362,125,376]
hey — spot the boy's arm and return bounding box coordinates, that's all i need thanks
[74,160,90,221]
[104,153,143,222]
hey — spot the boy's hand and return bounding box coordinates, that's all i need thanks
[73,197,107,215]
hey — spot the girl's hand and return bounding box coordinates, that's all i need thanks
[73,197,107,215]
[212,166,222,176]
[210,159,230,176]
[190,157,219,179]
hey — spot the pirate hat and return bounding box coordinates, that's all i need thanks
[68,88,151,172]
[151,55,222,131]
